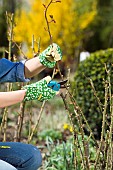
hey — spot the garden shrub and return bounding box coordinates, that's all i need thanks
[72,48,113,138]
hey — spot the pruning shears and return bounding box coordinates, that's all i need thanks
[47,79,68,91]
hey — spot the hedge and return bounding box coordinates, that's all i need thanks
[72,48,113,138]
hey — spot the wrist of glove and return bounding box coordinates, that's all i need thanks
[22,76,60,102]
[39,43,62,68]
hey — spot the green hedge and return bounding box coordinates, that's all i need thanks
[72,48,113,138]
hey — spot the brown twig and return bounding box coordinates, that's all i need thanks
[43,0,61,45]
[60,93,82,169]
[28,101,46,143]
[94,82,108,170]
[6,12,14,60]
[87,77,103,113]
[33,37,41,57]
[105,66,113,169]
[15,101,26,142]
[13,41,26,58]
[3,109,8,142]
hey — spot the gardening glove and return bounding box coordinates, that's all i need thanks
[22,76,60,102]
[39,43,62,68]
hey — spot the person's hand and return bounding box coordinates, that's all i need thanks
[39,43,62,68]
[22,76,60,102]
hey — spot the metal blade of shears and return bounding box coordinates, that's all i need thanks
[58,79,68,88]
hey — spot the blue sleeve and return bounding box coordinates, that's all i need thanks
[0,58,30,82]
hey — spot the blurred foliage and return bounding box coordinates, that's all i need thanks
[83,0,113,52]
[38,129,62,141]
[72,48,113,138]
[14,0,97,66]
[0,0,22,47]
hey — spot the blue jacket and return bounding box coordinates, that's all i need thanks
[0,58,30,82]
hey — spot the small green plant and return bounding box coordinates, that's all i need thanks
[44,136,75,170]
[38,129,62,141]
[43,135,96,170]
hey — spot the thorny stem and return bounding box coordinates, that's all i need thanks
[28,101,46,143]
[32,35,41,57]
[32,34,35,55]
[26,37,44,143]
[0,109,5,133]
[28,101,33,141]
[105,141,110,170]
[14,41,26,58]
[61,92,90,169]
[44,0,61,45]
[107,69,113,169]
[58,63,98,169]
[74,108,90,169]
[74,101,99,148]
[3,108,8,142]
[15,101,26,142]
[6,12,14,60]
[51,67,56,79]
[94,82,108,170]
[44,0,53,44]
[0,108,8,142]
[87,78,103,114]
[109,98,113,169]
[104,131,109,169]
[44,0,62,80]
[60,93,83,169]
[57,66,91,135]
[37,37,41,56]
[59,75,98,148]
[69,89,98,147]
[33,37,41,57]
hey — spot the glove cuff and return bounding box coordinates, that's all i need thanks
[39,54,56,68]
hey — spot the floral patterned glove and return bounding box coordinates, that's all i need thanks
[22,76,60,102]
[39,43,62,68]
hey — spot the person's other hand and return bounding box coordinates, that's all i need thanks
[39,43,62,68]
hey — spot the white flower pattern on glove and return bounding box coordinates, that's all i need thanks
[22,76,57,102]
[39,43,62,68]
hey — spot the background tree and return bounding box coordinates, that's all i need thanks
[0,0,22,47]
[83,0,113,52]
[14,0,97,71]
